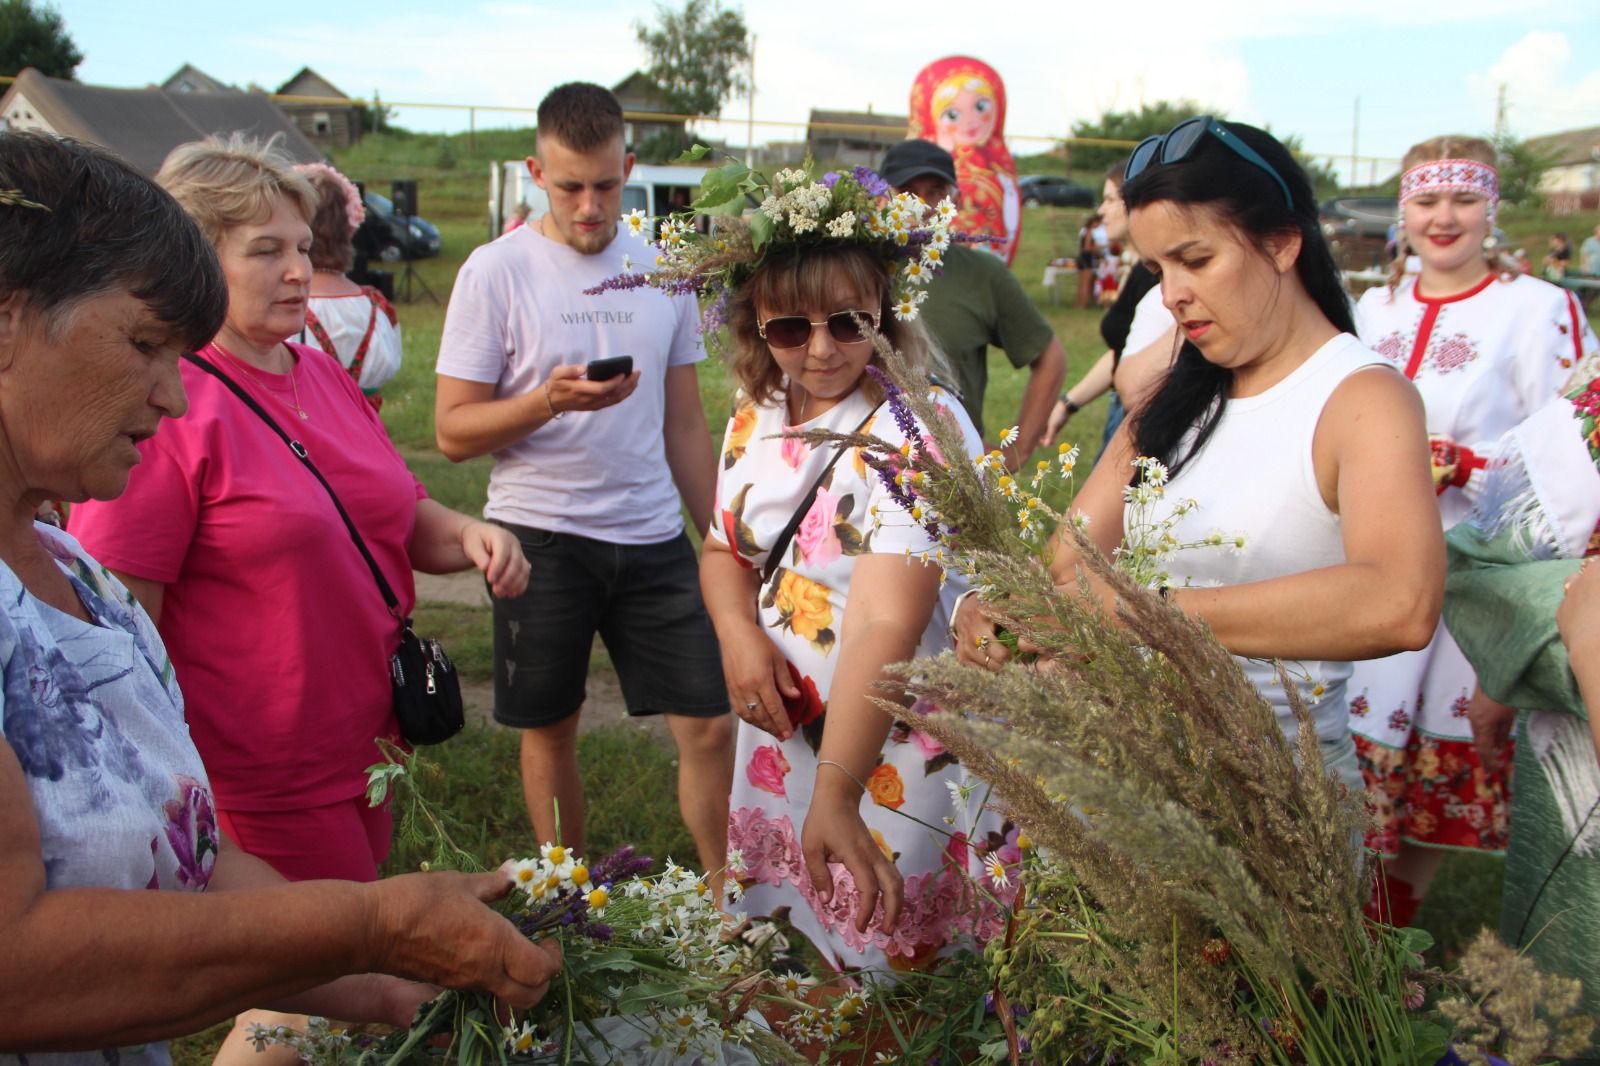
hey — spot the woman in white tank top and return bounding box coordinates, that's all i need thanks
[955,120,1445,800]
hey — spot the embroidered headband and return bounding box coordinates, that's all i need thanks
[1399,158,1500,211]
[294,162,365,233]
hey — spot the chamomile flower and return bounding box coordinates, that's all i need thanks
[503,1019,540,1054]
[999,425,1020,447]
[903,258,930,283]
[586,886,610,914]
[621,253,633,273]
[935,197,958,223]
[623,208,648,237]
[985,855,1011,888]
[893,295,921,321]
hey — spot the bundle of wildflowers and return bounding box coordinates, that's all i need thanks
[258,747,828,1066]
[584,147,963,350]
[788,332,1589,1063]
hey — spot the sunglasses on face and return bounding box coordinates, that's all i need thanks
[1125,115,1295,210]
[757,310,879,350]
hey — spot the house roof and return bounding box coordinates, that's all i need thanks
[808,109,908,132]
[1525,125,1600,168]
[611,71,676,115]
[1,68,323,174]
[160,63,232,94]
[275,66,349,101]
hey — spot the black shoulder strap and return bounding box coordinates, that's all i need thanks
[761,402,883,586]
[183,351,401,616]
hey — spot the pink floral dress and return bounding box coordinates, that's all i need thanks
[708,384,1014,973]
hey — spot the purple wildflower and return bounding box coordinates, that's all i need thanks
[852,167,891,198]
[867,365,924,451]
[583,273,652,296]
[819,171,841,190]
[591,845,653,885]
[699,289,732,335]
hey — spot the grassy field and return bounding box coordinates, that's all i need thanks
[168,129,1599,1061]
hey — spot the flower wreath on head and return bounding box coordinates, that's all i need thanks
[293,161,365,233]
[586,147,974,349]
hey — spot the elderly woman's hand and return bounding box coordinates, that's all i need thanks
[366,868,563,1010]
[462,521,531,599]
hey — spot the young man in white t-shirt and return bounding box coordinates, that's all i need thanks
[435,83,731,883]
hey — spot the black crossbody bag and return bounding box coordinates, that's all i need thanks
[184,352,464,745]
[760,403,884,586]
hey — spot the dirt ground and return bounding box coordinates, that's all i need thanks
[415,571,668,741]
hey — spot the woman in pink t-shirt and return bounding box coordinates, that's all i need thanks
[68,136,529,1066]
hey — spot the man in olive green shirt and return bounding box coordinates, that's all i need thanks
[882,140,1067,470]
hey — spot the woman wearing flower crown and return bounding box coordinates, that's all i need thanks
[654,167,1012,973]
[1347,135,1598,928]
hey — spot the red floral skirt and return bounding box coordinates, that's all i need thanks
[1355,731,1512,857]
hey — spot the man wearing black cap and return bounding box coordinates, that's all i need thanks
[880,140,1066,470]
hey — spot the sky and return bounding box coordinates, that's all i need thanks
[52,0,1600,183]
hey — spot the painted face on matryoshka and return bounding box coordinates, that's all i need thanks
[933,77,998,152]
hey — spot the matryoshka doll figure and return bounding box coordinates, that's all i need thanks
[909,55,1021,263]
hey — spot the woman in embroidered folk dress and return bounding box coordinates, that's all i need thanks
[1347,136,1600,927]
[696,216,1010,973]
[955,119,1444,804]
[67,135,531,1066]
[297,163,402,408]
[0,131,559,1066]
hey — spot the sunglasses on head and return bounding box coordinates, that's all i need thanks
[758,310,879,350]
[1125,116,1295,210]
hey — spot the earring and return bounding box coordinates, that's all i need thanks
[1482,233,1499,253]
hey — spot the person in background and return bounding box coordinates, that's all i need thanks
[1580,223,1600,277]
[0,129,559,1066]
[68,134,532,1066]
[502,200,532,235]
[1347,135,1597,928]
[297,162,402,408]
[434,83,732,894]
[1545,231,1572,281]
[1043,162,1160,453]
[881,139,1065,470]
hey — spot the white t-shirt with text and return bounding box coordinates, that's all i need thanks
[435,223,706,544]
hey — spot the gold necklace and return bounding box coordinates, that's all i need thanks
[210,341,310,420]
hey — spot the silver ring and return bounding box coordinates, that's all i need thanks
[744,700,759,711]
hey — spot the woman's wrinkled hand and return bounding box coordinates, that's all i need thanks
[721,620,800,740]
[364,868,563,1010]
[463,521,531,599]
[801,785,902,936]
[952,592,1010,672]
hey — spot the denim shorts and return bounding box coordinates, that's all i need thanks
[491,523,727,728]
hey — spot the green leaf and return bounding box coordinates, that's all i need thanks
[616,981,688,1014]
[365,761,407,807]
[748,210,774,251]
[1396,926,1435,955]
[672,143,712,163]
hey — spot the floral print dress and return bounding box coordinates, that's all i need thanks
[710,385,1014,974]
[1,524,216,1066]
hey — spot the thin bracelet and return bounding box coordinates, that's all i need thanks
[816,759,867,793]
[947,588,980,646]
[542,383,563,421]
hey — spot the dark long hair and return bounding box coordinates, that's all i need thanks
[1121,121,1353,480]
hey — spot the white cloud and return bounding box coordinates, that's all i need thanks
[1466,30,1600,138]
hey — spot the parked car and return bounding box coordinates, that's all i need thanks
[1018,175,1097,208]
[1319,197,1398,243]
[361,191,442,261]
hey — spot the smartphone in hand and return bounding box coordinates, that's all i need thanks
[586,355,633,381]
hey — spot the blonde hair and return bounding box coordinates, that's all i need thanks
[931,74,994,119]
[156,133,317,250]
[725,244,934,407]
[1388,134,1517,292]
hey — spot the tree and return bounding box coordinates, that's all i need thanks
[634,0,750,118]
[1066,101,1212,171]
[0,0,81,80]
[1492,133,1552,209]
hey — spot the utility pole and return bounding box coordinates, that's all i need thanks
[745,33,756,168]
[1350,96,1359,191]
[1494,83,1507,142]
